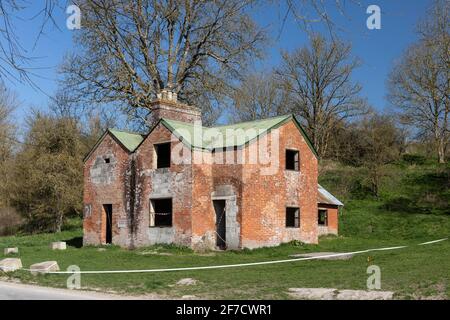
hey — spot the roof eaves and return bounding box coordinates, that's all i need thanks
[291,115,319,159]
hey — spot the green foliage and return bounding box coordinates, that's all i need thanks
[401,154,427,166]
[11,114,85,233]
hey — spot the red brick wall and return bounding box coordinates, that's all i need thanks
[150,101,201,124]
[240,121,318,248]
[83,134,131,246]
[190,119,319,249]
[191,151,215,250]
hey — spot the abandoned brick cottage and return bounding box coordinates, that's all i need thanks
[83,91,343,250]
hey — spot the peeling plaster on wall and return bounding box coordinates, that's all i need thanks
[148,169,188,198]
[90,154,117,185]
[148,227,176,244]
[284,171,300,207]
[225,196,240,249]
[192,231,216,251]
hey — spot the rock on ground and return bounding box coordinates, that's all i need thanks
[0,258,22,272]
[30,261,60,275]
[288,288,394,300]
[4,248,19,255]
[288,288,337,300]
[176,278,198,286]
[336,290,394,300]
[50,242,67,250]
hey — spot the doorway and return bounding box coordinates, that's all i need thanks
[103,204,113,244]
[213,200,226,249]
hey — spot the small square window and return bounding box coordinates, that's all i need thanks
[155,143,171,168]
[318,209,328,226]
[104,158,110,164]
[286,150,299,171]
[286,207,300,228]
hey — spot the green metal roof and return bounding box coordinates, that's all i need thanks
[108,129,144,152]
[162,115,293,150]
[87,114,318,160]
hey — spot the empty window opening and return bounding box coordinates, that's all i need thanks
[150,198,172,227]
[155,143,171,168]
[104,158,110,164]
[286,207,300,228]
[318,209,328,226]
[103,204,113,244]
[286,150,299,171]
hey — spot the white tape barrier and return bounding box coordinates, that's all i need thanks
[22,237,448,275]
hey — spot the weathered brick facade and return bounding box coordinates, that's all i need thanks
[83,95,341,250]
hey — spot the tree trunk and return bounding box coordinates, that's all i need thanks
[437,138,445,163]
[55,212,63,233]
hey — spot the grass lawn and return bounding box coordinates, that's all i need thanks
[1,218,449,299]
[0,161,449,299]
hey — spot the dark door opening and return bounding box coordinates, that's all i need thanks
[213,200,226,249]
[103,204,113,244]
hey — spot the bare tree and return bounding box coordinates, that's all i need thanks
[0,0,61,82]
[0,83,17,207]
[61,0,266,125]
[388,0,449,163]
[230,71,289,122]
[277,34,366,157]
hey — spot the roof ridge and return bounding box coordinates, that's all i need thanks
[108,128,145,136]
[210,114,291,129]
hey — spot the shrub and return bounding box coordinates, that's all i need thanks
[402,154,426,165]
[0,207,23,236]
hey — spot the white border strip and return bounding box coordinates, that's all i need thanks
[20,237,447,275]
[418,238,448,245]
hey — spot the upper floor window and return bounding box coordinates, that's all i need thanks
[155,142,171,168]
[286,149,299,171]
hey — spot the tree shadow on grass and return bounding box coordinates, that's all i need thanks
[64,237,83,248]
[381,196,432,214]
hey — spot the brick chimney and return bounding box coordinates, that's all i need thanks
[149,89,201,124]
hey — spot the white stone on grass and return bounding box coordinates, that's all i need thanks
[50,242,67,250]
[4,247,19,255]
[176,278,198,286]
[30,261,60,275]
[0,258,22,272]
[288,288,394,300]
[288,288,337,300]
[336,290,394,300]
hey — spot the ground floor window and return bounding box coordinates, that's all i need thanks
[150,198,172,227]
[318,209,328,226]
[286,207,300,228]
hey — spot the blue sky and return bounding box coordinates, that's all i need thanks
[5,0,430,125]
